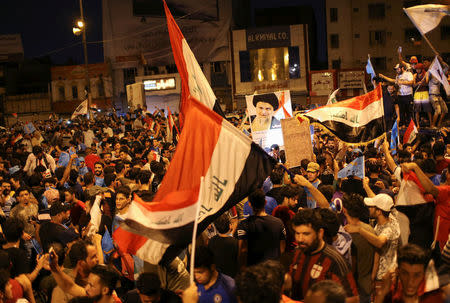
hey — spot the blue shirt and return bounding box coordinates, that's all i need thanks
[305,179,321,208]
[197,273,237,303]
[95,176,106,187]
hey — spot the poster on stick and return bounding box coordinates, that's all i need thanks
[246,90,293,151]
[281,117,314,168]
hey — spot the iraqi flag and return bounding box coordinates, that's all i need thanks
[113,97,274,265]
[403,119,418,145]
[300,84,385,144]
[164,0,224,122]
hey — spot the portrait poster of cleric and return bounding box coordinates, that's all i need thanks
[246,90,293,150]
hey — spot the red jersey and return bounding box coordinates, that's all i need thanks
[289,244,358,300]
[435,185,450,250]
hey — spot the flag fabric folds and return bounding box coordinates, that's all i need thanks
[163,0,224,120]
[403,119,418,145]
[428,56,450,96]
[24,122,36,135]
[114,97,274,265]
[337,156,365,179]
[71,99,88,119]
[299,85,385,145]
[403,4,449,35]
[326,88,340,105]
[101,228,114,263]
[390,120,399,155]
[366,56,376,80]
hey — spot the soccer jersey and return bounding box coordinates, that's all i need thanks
[197,273,237,303]
[289,244,358,300]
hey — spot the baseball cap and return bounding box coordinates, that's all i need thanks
[306,162,320,172]
[409,56,418,64]
[364,194,394,212]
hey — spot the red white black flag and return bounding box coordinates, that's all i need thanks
[299,85,385,144]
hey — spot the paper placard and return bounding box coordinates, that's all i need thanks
[281,117,314,168]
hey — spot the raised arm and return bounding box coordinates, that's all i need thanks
[49,251,86,298]
[401,162,439,197]
[293,175,330,208]
[381,140,396,173]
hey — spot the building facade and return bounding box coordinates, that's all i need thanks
[326,0,450,73]
[50,63,113,114]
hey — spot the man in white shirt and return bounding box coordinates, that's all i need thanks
[379,64,414,127]
[23,146,56,176]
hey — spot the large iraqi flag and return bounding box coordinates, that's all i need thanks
[299,85,385,144]
[113,96,274,265]
[164,0,224,122]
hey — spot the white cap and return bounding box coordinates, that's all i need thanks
[364,194,394,212]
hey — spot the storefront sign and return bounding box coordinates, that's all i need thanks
[246,26,291,49]
[339,71,364,89]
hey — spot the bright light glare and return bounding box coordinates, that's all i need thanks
[77,20,85,28]
[73,27,82,35]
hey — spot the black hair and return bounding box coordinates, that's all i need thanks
[278,185,298,201]
[309,280,346,303]
[301,159,310,171]
[318,184,334,203]
[235,260,284,303]
[292,209,323,233]
[94,161,104,168]
[248,189,266,211]
[136,272,161,296]
[55,167,66,181]
[83,172,94,186]
[103,166,115,175]
[342,193,366,219]
[194,246,214,269]
[318,208,340,244]
[104,174,116,187]
[15,186,30,198]
[397,244,429,269]
[116,186,131,198]
[417,158,436,175]
[213,213,231,234]
[270,166,284,185]
[90,265,119,295]
[2,217,24,243]
[138,170,152,185]
[433,141,445,157]
[115,162,125,174]
[69,240,92,268]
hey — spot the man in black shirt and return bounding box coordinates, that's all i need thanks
[237,189,286,269]
[208,214,239,278]
[124,272,181,303]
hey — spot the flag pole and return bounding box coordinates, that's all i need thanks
[403,8,440,56]
[189,176,204,284]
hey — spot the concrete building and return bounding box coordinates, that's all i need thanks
[102,0,232,112]
[326,0,450,73]
[50,63,113,114]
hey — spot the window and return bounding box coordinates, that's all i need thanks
[332,59,341,69]
[441,26,450,40]
[72,86,78,99]
[238,47,300,83]
[330,34,339,48]
[123,68,137,89]
[372,57,387,71]
[368,3,385,19]
[369,30,386,45]
[404,28,422,42]
[97,78,105,97]
[144,65,154,76]
[58,86,65,101]
[353,7,359,12]
[330,8,338,22]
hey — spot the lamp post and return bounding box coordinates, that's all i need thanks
[73,0,92,120]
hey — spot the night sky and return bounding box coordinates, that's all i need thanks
[0,0,104,64]
[1,0,327,66]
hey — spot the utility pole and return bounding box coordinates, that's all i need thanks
[79,0,92,120]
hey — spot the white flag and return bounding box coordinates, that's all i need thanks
[428,56,450,96]
[403,4,449,34]
[71,99,88,119]
[327,88,340,105]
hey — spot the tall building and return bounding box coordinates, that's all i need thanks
[326,0,450,72]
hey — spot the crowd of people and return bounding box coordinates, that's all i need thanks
[377,48,449,130]
[0,52,449,303]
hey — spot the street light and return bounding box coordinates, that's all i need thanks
[72,0,92,120]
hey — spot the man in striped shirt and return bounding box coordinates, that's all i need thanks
[288,209,359,303]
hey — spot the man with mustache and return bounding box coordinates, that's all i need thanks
[288,208,359,303]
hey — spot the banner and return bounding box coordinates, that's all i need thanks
[246,90,293,150]
[281,117,314,168]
